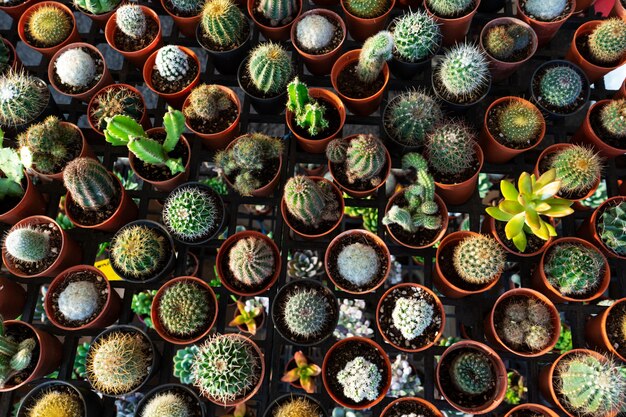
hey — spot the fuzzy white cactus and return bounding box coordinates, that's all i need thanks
[337,242,379,287]
[296,14,335,52]
[337,356,382,402]
[155,46,189,82]
[55,48,97,88]
[116,4,146,39]
[391,297,434,340]
[57,280,99,321]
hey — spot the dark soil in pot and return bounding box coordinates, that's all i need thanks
[606,302,626,358]
[387,195,444,247]
[331,159,389,192]
[157,281,216,341]
[575,34,622,67]
[133,132,188,182]
[289,97,341,140]
[239,63,290,100]
[151,56,198,94]
[543,245,604,300]
[0,176,26,215]
[220,245,277,294]
[519,0,572,20]
[66,181,122,226]
[538,156,593,200]
[5,222,62,275]
[482,24,534,63]
[48,270,109,328]
[428,156,479,185]
[225,158,280,192]
[114,17,159,52]
[294,16,343,55]
[52,47,104,95]
[337,63,385,99]
[187,102,238,134]
[487,100,542,150]
[24,9,73,48]
[494,219,545,254]
[3,324,40,387]
[284,204,338,235]
[198,20,250,51]
[589,102,625,150]
[384,401,439,417]
[531,65,589,115]
[437,242,497,292]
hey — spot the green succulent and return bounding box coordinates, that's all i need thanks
[173,345,199,385]
[598,201,626,257]
[544,242,605,297]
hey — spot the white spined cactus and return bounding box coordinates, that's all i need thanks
[55,48,97,88]
[296,14,335,52]
[116,4,147,39]
[391,297,434,340]
[155,46,190,82]
[337,242,379,287]
[336,356,382,402]
[57,280,99,321]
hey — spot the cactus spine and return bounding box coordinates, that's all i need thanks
[599,99,626,138]
[523,0,567,20]
[548,145,601,194]
[0,317,36,388]
[158,281,210,337]
[436,43,490,99]
[90,86,144,131]
[228,236,275,287]
[496,100,543,146]
[0,70,49,127]
[282,288,330,337]
[452,234,506,285]
[27,389,83,417]
[110,225,166,279]
[184,84,233,122]
[274,397,320,417]
[4,225,50,264]
[284,176,339,227]
[141,393,190,417]
[163,186,219,241]
[449,352,493,395]
[286,78,329,137]
[54,47,97,89]
[357,31,394,84]
[426,0,474,17]
[256,0,297,26]
[201,0,246,48]
[588,19,626,64]
[344,0,390,18]
[385,90,442,146]
[296,14,335,52]
[327,134,387,186]
[116,4,146,39]
[247,43,293,94]
[425,121,476,177]
[26,5,72,47]
[392,11,441,62]
[539,65,583,108]
[64,158,117,211]
[544,243,605,296]
[599,202,626,256]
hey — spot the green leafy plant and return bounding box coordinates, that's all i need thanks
[425,121,476,177]
[27,389,83,417]
[0,316,36,388]
[201,0,246,48]
[449,351,493,395]
[286,78,329,137]
[553,323,572,353]
[0,70,49,127]
[452,234,505,285]
[504,371,527,405]
[284,175,339,228]
[255,0,297,26]
[228,236,275,287]
[392,10,441,62]
[384,90,442,147]
[426,0,474,17]
[90,86,144,131]
[539,66,583,108]
[547,145,601,195]
[132,290,156,328]
[26,5,72,47]
[163,185,219,242]
[357,31,394,84]
[588,18,626,64]
[158,281,210,337]
[229,296,264,335]
[326,134,386,186]
[544,242,605,296]
[0,129,24,201]
[74,0,120,14]
[173,345,199,385]
[64,158,118,213]
[599,99,626,138]
[436,43,489,99]
[201,176,228,196]
[281,351,321,393]
[110,225,166,279]
[598,201,626,257]
[247,43,293,95]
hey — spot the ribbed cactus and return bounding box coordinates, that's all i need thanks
[539,66,583,108]
[18,116,79,175]
[0,70,49,127]
[28,390,83,417]
[228,236,275,287]
[0,317,36,388]
[385,90,442,146]
[54,47,97,89]
[284,176,339,227]
[116,4,146,39]
[90,86,144,131]
[184,84,233,122]
[158,281,210,337]
[524,0,567,20]
[599,99,626,138]
[325,138,348,163]
[392,11,441,62]
[26,5,72,47]
[283,288,330,337]
[163,186,219,242]
[286,78,329,137]
[426,0,473,17]
[330,134,387,185]
[64,158,117,211]
[588,19,626,64]
[452,234,505,285]
[296,14,335,52]
[436,43,489,99]
[74,0,120,14]
[141,393,190,417]
[4,225,50,264]
[247,43,293,95]
[256,0,297,26]
[344,0,390,18]
[425,121,476,176]
[170,0,202,14]
[548,145,601,194]
[201,0,246,48]
[599,202,626,257]
[496,100,543,146]
[110,225,166,279]
[274,398,320,417]
[544,243,605,296]
[357,31,394,84]
[449,352,493,395]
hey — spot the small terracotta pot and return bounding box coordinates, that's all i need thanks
[286,88,346,153]
[616,78,626,99]
[2,37,21,72]
[483,216,552,257]
[322,337,392,409]
[573,99,625,158]
[479,97,545,164]
[281,176,345,239]
[504,404,560,417]
[516,0,574,46]
[384,190,449,249]
[45,265,121,331]
[612,0,626,20]
[2,216,82,279]
[216,231,281,297]
[183,85,240,150]
[331,50,390,116]
[248,0,302,41]
[160,0,201,38]
[151,276,218,345]
[105,6,162,67]
[264,394,326,417]
[137,384,206,417]
[87,83,150,136]
[291,9,346,76]
[17,380,103,417]
[578,196,626,259]
[0,276,26,319]
[143,46,200,108]
[484,288,560,356]
[0,173,46,225]
[18,2,81,60]
[424,0,479,46]
[585,297,626,362]
[381,397,444,417]
[436,340,507,414]
[431,142,483,206]
[0,0,35,20]
[340,0,395,42]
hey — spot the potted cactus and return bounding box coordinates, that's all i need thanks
[0,70,51,134]
[104,4,163,67]
[160,0,203,38]
[530,60,590,117]
[0,37,20,75]
[63,158,138,232]
[17,380,103,417]
[376,283,445,352]
[504,404,560,417]
[72,0,120,27]
[331,31,393,116]
[18,1,80,59]
[237,43,293,114]
[135,383,206,417]
[381,397,444,417]
[340,0,395,41]
[585,297,626,362]
[272,278,339,345]
[423,0,477,46]
[479,97,545,163]
[517,0,574,45]
[45,265,122,331]
[322,337,392,409]
[248,0,302,41]
[216,230,281,296]
[573,98,626,158]
[281,351,321,393]
[143,45,200,107]
[87,83,149,135]
[579,196,626,259]
[263,394,327,417]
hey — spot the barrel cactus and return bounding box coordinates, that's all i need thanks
[392,11,441,62]
[140,393,190,417]
[283,288,330,337]
[344,0,390,18]
[547,145,601,194]
[436,43,490,99]
[247,43,293,95]
[26,4,72,47]
[0,70,49,127]
[599,99,626,138]
[28,390,83,417]
[284,175,339,228]
[449,352,493,395]
[425,121,476,177]
[385,90,442,146]
[116,4,146,39]
[158,281,210,337]
[452,234,506,285]
[256,0,297,26]
[428,0,474,16]
[0,317,36,388]
[163,185,219,242]
[523,0,568,20]
[327,134,387,186]
[54,47,97,89]
[296,14,335,52]
[539,65,583,108]
[274,398,320,417]
[543,242,605,296]
[588,19,626,64]
[110,225,166,279]
[63,158,118,211]
[155,46,190,83]
[598,201,626,257]
[4,225,50,264]
[357,31,394,84]
[201,0,246,48]
[228,236,275,287]
[495,100,543,146]
[74,0,120,14]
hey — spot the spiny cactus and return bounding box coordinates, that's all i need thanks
[163,186,219,241]
[496,100,543,146]
[201,0,246,48]
[54,47,97,89]
[141,393,190,417]
[392,297,434,340]
[589,19,626,64]
[286,78,329,137]
[192,334,261,404]
[599,99,626,138]
[274,397,320,417]
[58,281,98,322]
[484,25,514,60]
[256,0,297,27]
[426,0,474,17]
[392,11,441,62]
[344,0,390,18]
[283,288,330,337]
[247,43,293,95]
[184,84,233,122]
[18,116,79,175]
[0,317,36,388]
[326,138,348,163]
[337,242,379,286]
[110,225,166,279]
[544,243,605,296]
[327,134,387,185]
[28,389,83,417]
[0,70,49,127]
[74,0,120,14]
[4,225,50,264]
[26,5,72,47]
[548,145,601,194]
[170,0,202,14]
[385,90,442,146]
[523,0,567,20]
[452,234,505,285]
[337,356,382,402]
[228,236,275,287]
[155,46,190,83]
[296,14,335,52]
[425,121,476,177]
[158,281,211,337]
[500,299,554,351]
[357,31,394,84]
[436,43,489,99]
[90,86,144,131]
[284,176,339,228]
[116,4,146,39]
[539,66,583,108]
[599,202,626,256]
[449,352,493,395]
[64,158,118,211]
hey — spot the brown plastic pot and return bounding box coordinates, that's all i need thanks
[0,0,35,20]
[424,0,479,46]
[612,0,626,20]
[585,297,626,362]
[0,320,62,392]
[161,0,201,38]
[516,0,574,46]
[0,173,46,225]
[291,9,346,76]
[504,404,560,417]
[105,6,162,67]
[2,216,82,279]
[616,78,626,99]
[435,340,507,414]
[45,265,122,331]
[0,276,26,319]
[87,83,151,136]
[340,0,395,42]
[286,88,346,153]
[143,46,200,108]
[432,142,483,206]
[2,37,21,72]
[483,215,552,257]
[216,231,281,297]
[331,50,390,116]
[381,397,444,417]
[578,196,626,260]
[248,0,302,41]
[281,176,345,239]
[151,276,218,345]
[18,2,81,60]
[183,85,240,150]
[573,100,625,158]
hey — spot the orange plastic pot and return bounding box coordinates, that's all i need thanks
[0,0,35,20]
[483,215,552,257]
[340,0,395,42]
[432,142,483,206]
[516,0,574,46]
[87,83,151,135]
[504,404,560,417]
[143,46,200,108]
[0,276,26,319]
[381,397,443,417]
[160,0,201,38]
[30,123,92,181]
[585,297,626,362]
[424,0,479,46]
[105,6,162,67]
[0,173,46,225]
[612,0,626,20]
[248,0,302,41]
[573,100,625,158]
[578,196,626,259]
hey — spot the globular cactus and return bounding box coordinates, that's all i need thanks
[170,0,202,14]
[110,225,166,279]
[391,297,434,340]
[599,202,626,257]
[548,145,601,194]
[274,397,320,417]
[296,14,335,52]
[452,234,506,285]
[26,5,72,47]
[58,281,98,322]
[284,175,339,227]
[256,0,297,26]
[500,299,554,351]
[28,390,83,417]
[283,288,330,337]
[325,138,348,163]
[54,47,97,88]
[286,78,329,137]
[158,281,210,337]
[184,84,233,122]
[247,43,293,95]
[496,100,543,146]
[588,19,626,64]
[163,186,219,241]
[344,0,390,18]
[116,4,146,39]
[0,317,36,388]
[599,99,626,138]
[201,0,246,48]
[335,134,387,185]
[485,26,515,60]
[539,66,583,108]
[449,352,493,395]
[141,393,190,417]
[524,0,567,20]
[337,242,379,286]
[155,46,190,83]
[0,70,49,127]
[508,24,532,51]
[543,243,605,296]
[74,0,120,14]
[425,121,476,176]
[436,43,489,99]
[18,116,79,175]
[336,356,382,402]
[228,236,275,287]
[90,86,144,131]
[357,31,394,84]
[426,0,473,17]
[4,225,50,264]
[392,11,441,62]
[385,90,442,146]
[64,158,117,211]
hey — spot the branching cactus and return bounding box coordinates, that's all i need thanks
[357,31,394,84]
[453,234,505,285]
[393,11,441,62]
[256,0,297,26]
[0,70,49,127]
[247,43,293,95]
[284,175,339,227]
[436,43,489,99]
[296,14,335,52]
[548,145,601,194]
[524,0,567,20]
[18,116,79,175]
[539,66,583,108]
[496,100,543,146]
[425,121,476,177]
[599,99,626,138]
[426,0,474,17]
[184,84,233,122]
[110,225,166,279]
[28,390,83,417]
[544,243,604,296]
[286,78,329,136]
[336,356,382,402]
[391,297,434,340]
[90,86,144,131]
[158,281,210,337]
[344,0,390,18]
[283,289,329,337]
[26,5,72,47]
[155,46,190,83]
[599,202,626,256]
[0,316,36,388]
[54,47,97,89]
[201,0,246,48]
[74,0,120,14]
[0,131,25,201]
[588,19,626,64]
[116,4,146,39]
[385,90,442,146]
[141,393,190,417]
[163,186,218,241]
[449,352,493,395]
[170,0,203,14]
[228,236,275,287]
[64,158,117,211]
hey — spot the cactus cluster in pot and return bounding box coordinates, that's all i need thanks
[425,121,476,179]
[546,145,601,195]
[336,356,382,402]
[4,225,51,266]
[296,14,336,53]
[598,201,626,256]
[484,24,532,61]
[0,130,25,201]
[64,158,119,215]
[110,225,167,280]
[392,11,441,63]
[116,4,148,40]
[523,0,568,20]
[538,66,583,109]
[90,86,144,131]
[27,388,84,417]
[0,70,49,128]
[255,0,298,26]
[74,0,120,14]
[157,281,211,337]
[543,242,605,297]
[391,296,434,340]
[54,47,98,91]
[284,175,340,228]
[426,0,474,17]
[599,99,626,138]
[228,236,275,288]
[26,4,73,47]
[343,0,390,18]
[494,100,543,147]
[435,43,490,101]
[163,185,220,242]
[385,89,442,147]
[326,134,387,187]
[452,234,506,286]
[140,392,191,417]
[449,351,493,395]
[587,18,626,65]
[356,31,394,84]
[184,84,233,123]
[286,78,329,137]
[498,298,554,351]
[282,287,331,338]
[246,43,293,95]
[201,0,247,48]
[0,316,36,388]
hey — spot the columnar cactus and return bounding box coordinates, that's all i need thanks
[116,4,147,39]
[426,0,474,17]
[327,134,387,185]
[110,225,166,279]
[385,90,442,146]
[140,393,190,417]
[599,202,626,256]
[0,71,49,127]
[58,281,99,322]
[544,243,604,296]
[256,0,297,26]
[26,5,72,47]
[283,288,330,337]
[228,236,275,287]
[548,145,601,194]
[284,176,339,227]
[54,47,97,88]
[344,0,390,18]
[425,121,476,177]
[337,243,379,286]
[90,86,144,131]
[247,43,293,95]
[588,19,626,64]
[391,297,434,340]
[524,0,567,20]
[436,43,489,99]
[539,66,583,108]
[496,100,543,146]
[4,225,50,264]
[286,78,329,136]
[170,0,202,14]
[0,317,36,388]
[163,186,219,241]
[296,14,335,52]
[18,116,79,175]
[155,46,190,83]
[336,356,382,402]
[64,158,117,211]
[357,31,394,84]
[392,11,441,62]
[600,99,626,138]
[158,281,210,337]
[74,0,120,14]
[184,84,233,122]
[28,390,83,417]
[449,352,493,395]
[452,235,506,285]
[201,0,246,48]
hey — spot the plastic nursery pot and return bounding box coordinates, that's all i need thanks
[236,58,289,115]
[578,196,626,260]
[216,230,281,297]
[196,18,252,75]
[516,0,575,46]
[0,173,46,225]
[432,65,492,112]
[87,83,151,136]
[433,142,484,206]
[290,9,346,76]
[585,297,626,362]
[376,283,446,352]
[143,46,200,108]
[573,99,625,158]
[44,265,122,331]
[0,320,62,393]
[324,229,391,294]
[322,337,392,409]
[17,380,104,417]
[331,50,390,116]
[286,88,346,153]
[340,0,395,42]
[160,0,201,38]
[137,384,206,417]
[482,215,552,258]
[263,394,328,417]
[18,1,81,60]
[105,6,162,67]
[2,37,21,72]
[2,216,82,279]
[432,231,502,298]
[183,85,240,150]
[0,276,26,319]
[424,0,479,46]
[150,276,218,345]
[381,397,444,417]
[248,0,303,41]
[504,403,561,417]
[479,17,538,81]
[479,97,545,164]
[532,237,610,303]
[0,0,35,20]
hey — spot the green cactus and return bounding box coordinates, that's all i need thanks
[247,43,293,95]
[173,345,199,385]
[157,281,211,337]
[116,4,146,39]
[141,393,190,417]
[110,225,166,279]
[327,134,387,186]
[599,99,626,138]
[598,201,626,257]
[539,65,583,108]
[0,130,24,201]
[228,236,275,287]
[544,243,604,296]
[485,26,515,60]
[436,43,490,99]
[284,176,339,228]
[496,100,543,146]
[163,185,219,242]
[184,84,233,122]
[425,121,476,177]
[385,90,442,146]
[27,389,83,417]
[286,78,329,137]
[282,288,330,337]
[90,86,144,131]
[4,225,50,264]
[26,5,72,47]
[344,0,390,18]
[0,40,10,76]
[547,145,601,194]
[589,18,626,64]
[357,31,394,84]
[201,0,246,48]
[74,0,120,14]
[256,0,297,26]
[64,158,118,212]
[325,137,348,163]
[523,0,567,20]
[0,70,49,128]
[392,11,441,62]
[452,234,506,285]
[0,317,36,388]
[449,351,494,395]
[170,0,202,13]
[426,0,474,17]
[131,290,156,328]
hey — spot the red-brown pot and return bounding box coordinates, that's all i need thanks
[322,337,392,409]
[331,49,389,116]
[616,78,626,98]
[143,46,200,108]
[436,340,507,414]
[2,216,82,279]
[0,276,26,319]
[585,297,626,362]
[516,0,575,46]
[45,265,121,331]
[183,85,240,150]
[105,6,162,67]
[483,215,552,257]
[2,37,21,72]
[431,142,483,206]
[612,0,626,19]
[578,196,626,259]
[381,397,444,417]
[0,0,35,20]
[424,0,479,46]
[340,0,395,42]
[248,0,303,41]
[0,320,62,392]
[0,173,46,225]
[286,88,346,153]
[504,404,560,417]
[18,2,81,60]
[573,0,595,11]
[151,276,218,345]
[573,99,625,158]
[281,176,345,239]
[216,231,281,297]
[479,97,545,164]
[290,9,346,76]
[160,0,201,38]
[87,83,151,136]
